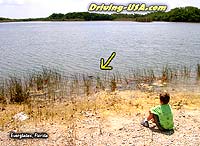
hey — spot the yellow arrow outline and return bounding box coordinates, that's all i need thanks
[100,52,116,70]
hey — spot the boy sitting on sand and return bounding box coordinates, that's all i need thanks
[141,92,174,131]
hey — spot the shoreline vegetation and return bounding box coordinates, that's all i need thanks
[0,6,200,23]
[0,64,200,104]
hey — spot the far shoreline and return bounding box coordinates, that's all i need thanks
[1,6,200,23]
[1,20,200,24]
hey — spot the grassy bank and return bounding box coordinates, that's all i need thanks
[0,65,200,144]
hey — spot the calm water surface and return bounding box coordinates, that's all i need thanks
[0,21,200,77]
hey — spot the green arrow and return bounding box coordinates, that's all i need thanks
[100,52,116,70]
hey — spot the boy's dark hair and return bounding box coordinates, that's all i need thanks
[160,92,170,104]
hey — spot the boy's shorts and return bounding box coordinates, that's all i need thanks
[153,114,171,132]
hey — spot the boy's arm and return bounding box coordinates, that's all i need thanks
[150,105,160,115]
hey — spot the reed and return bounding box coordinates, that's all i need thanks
[179,65,191,78]
[7,77,29,103]
[161,66,169,81]
[197,64,200,79]
[110,74,117,92]
[0,81,6,104]
[124,75,129,85]
[96,76,105,91]
[82,74,92,96]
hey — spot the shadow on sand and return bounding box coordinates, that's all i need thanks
[149,127,174,136]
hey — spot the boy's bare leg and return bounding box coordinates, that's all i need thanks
[141,111,152,127]
[147,111,155,123]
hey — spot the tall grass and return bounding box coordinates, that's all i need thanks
[110,74,117,92]
[0,81,6,105]
[0,64,199,105]
[7,77,29,103]
[197,64,200,79]
[82,74,92,96]
[96,76,105,91]
[161,66,172,81]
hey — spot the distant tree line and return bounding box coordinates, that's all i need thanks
[0,17,10,21]
[47,6,200,22]
[146,6,200,22]
[0,6,200,22]
[47,12,141,21]
[48,12,114,21]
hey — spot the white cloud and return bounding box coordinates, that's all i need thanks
[0,0,27,5]
[0,0,200,18]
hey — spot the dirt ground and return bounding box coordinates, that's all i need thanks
[0,90,200,146]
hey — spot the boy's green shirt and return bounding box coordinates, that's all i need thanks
[150,104,174,130]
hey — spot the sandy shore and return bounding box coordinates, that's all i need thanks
[0,90,199,146]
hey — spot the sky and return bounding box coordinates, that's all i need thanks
[0,0,200,18]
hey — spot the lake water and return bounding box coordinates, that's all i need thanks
[0,21,200,78]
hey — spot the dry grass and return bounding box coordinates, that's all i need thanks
[1,89,199,133]
[0,65,199,104]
